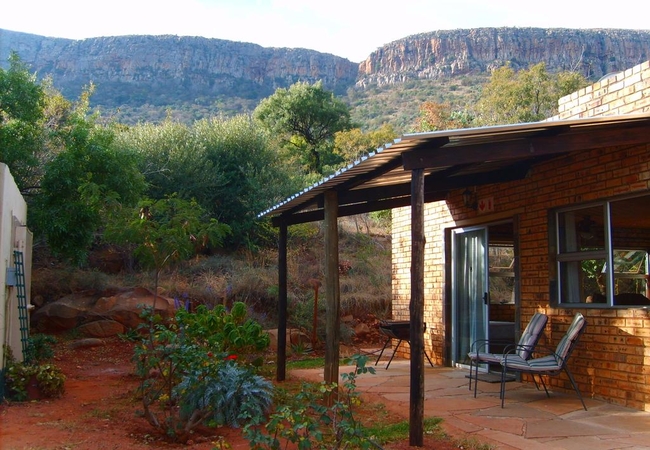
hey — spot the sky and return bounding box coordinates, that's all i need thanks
[1,0,649,62]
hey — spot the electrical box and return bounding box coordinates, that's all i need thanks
[5,267,17,286]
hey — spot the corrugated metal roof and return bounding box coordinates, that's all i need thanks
[258,113,650,222]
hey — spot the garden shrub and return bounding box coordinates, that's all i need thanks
[243,354,378,449]
[3,335,66,401]
[134,302,273,443]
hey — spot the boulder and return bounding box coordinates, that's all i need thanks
[266,328,312,354]
[31,287,176,334]
[31,293,97,333]
[91,287,175,329]
[354,322,371,338]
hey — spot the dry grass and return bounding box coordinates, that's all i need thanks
[32,215,393,336]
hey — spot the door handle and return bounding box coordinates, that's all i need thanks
[483,292,488,305]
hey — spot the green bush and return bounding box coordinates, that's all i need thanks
[24,333,57,364]
[243,354,377,449]
[3,342,66,401]
[134,302,273,443]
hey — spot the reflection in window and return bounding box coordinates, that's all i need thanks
[554,194,650,307]
[489,245,515,304]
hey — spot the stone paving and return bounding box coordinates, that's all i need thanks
[291,359,650,449]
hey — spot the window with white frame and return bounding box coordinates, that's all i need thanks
[552,194,650,307]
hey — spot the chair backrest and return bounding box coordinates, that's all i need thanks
[554,313,587,366]
[516,312,548,359]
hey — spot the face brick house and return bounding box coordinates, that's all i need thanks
[261,60,650,412]
[390,60,650,410]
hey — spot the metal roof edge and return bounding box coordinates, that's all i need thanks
[257,113,650,219]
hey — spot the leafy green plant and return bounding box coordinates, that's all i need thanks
[243,354,377,449]
[104,194,231,309]
[24,334,57,364]
[33,363,66,398]
[134,303,273,443]
[3,344,66,401]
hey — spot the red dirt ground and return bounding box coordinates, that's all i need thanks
[0,337,458,449]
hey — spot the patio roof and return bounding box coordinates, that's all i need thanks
[259,113,650,226]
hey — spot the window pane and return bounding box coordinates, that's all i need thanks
[610,195,650,306]
[558,205,605,253]
[560,257,607,304]
[489,245,514,304]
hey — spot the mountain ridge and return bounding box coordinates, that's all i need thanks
[2,27,649,126]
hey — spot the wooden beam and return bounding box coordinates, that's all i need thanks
[402,123,650,170]
[323,191,340,396]
[410,168,425,447]
[273,190,447,226]
[276,222,288,381]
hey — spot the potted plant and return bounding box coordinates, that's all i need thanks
[3,335,66,401]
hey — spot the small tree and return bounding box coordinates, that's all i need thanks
[475,62,588,125]
[105,194,230,298]
[30,87,146,264]
[254,81,353,175]
[414,101,475,132]
[0,52,46,193]
[333,124,397,163]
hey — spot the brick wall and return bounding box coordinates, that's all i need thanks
[554,60,650,120]
[391,140,650,410]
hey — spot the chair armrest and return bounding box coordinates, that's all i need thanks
[470,338,516,353]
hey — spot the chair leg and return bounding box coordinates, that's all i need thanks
[375,337,392,366]
[424,350,434,368]
[531,374,541,391]
[538,375,550,398]
[473,359,481,398]
[500,365,508,407]
[564,367,587,411]
[468,358,474,391]
[385,339,402,369]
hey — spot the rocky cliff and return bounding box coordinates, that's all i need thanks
[358,28,650,87]
[2,27,650,118]
[0,29,358,108]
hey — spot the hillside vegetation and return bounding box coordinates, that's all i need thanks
[32,217,393,342]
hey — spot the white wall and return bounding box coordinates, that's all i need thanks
[0,163,31,368]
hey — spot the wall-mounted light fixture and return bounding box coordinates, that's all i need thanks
[462,188,478,210]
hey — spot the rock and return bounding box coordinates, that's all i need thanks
[91,287,175,329]
[266,328,312,354]
[31,287,176,334]
[354,322,371,338]
[289,329,311,348]
[77,320,125,338]
[357,28,650,87]
[31,293,97,333]
[339,344,355,358]
[0,30,358,113]
[87,246,124,273]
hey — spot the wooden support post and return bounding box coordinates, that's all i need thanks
[410,168,425,447]
[276,222,288,382]
[323,191,340,395]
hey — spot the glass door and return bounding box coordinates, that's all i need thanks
[451,226,489,366]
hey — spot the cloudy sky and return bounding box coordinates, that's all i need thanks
[1,0,648,62]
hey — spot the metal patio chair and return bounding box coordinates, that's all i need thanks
[468,312,548,397]
[500,312,587,410]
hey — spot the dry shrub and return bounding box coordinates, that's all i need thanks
[31,267,114,304]
[31,214,393,332]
